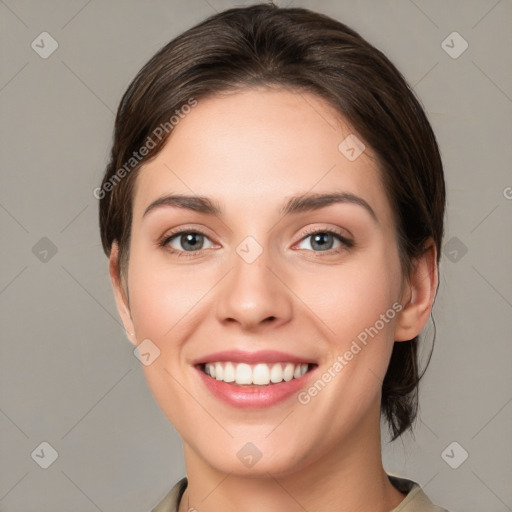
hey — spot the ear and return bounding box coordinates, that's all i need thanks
[394,238,438,342]
[109,242,137,346]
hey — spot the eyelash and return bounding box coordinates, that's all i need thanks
[158,227,354,258]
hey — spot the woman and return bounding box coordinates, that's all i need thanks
[98,4,450,511]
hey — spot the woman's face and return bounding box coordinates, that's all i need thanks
[115,88,411,476]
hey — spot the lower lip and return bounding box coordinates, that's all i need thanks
[195,366,316,409]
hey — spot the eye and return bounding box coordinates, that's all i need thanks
[158,226,353,258]
[295,227,353,253]
[159,229,215,256]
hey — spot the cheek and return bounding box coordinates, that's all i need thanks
[127,250,212,342]
[292,255,402,423]
[291,248,402,416]
[126,251,209,431]
[293,248,402,347]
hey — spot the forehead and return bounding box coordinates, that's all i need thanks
[132,88,392,226]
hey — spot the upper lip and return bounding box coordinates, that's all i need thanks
[192,350,317,366]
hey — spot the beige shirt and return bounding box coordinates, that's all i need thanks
[151,474,451,512]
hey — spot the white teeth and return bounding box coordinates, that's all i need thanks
[235,363,252,384]
[203,362,311,386]
[283,363,294,382]
[215,362,224,381]
[223,362,235,382]
[271,363,285,383]
[252,363,270,385]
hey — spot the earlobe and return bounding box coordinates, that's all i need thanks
[109,242,137,346]
[394,239,438,342]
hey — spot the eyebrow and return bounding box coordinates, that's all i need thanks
[142,191,378,223]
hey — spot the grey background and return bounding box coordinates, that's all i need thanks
[1,0,511,511]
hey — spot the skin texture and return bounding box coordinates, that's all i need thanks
[109,88,438,512]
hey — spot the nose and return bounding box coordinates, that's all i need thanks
[214,244,294,331]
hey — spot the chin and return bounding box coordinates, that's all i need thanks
[194,438,311,478]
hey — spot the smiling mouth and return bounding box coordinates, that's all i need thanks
[198,361,317,386]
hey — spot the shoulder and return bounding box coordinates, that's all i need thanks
[150,477,187,512]
[387,474,452,512]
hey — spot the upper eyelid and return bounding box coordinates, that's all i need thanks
[161,227,214,246]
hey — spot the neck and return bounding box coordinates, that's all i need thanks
[179,404,406,512]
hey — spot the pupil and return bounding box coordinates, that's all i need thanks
[183,233,202,250]
[312,233,332,251]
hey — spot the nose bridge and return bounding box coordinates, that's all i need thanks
[214,235,293,329]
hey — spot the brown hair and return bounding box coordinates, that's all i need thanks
[98,3,445,441]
